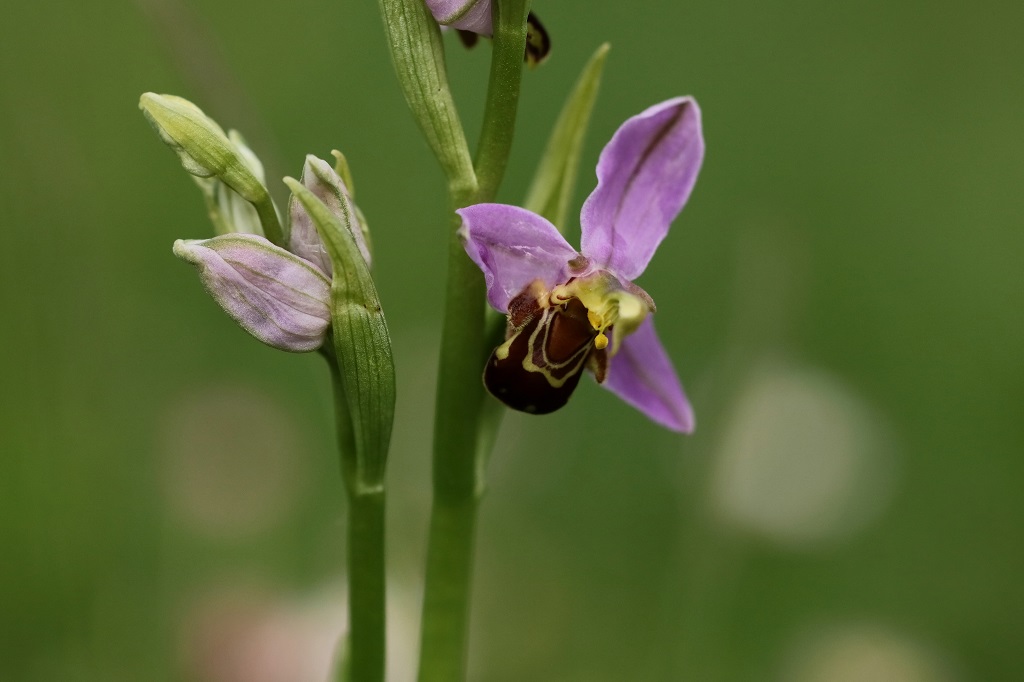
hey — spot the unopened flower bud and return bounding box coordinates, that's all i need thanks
[140,93,284,245]
[192,130,269,236]
[140,93,265,202]
[285,176,395,488]
[289,155,371,277]
[173,234,331,352]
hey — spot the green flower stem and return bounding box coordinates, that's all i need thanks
[430,194,489,503]
[419,200,487,682]
[474,0,533,199]
[328,353,386,682]
[253,191,285,247]
[419,3,531,679]
[348,488,386,682]
[417,497,480,681]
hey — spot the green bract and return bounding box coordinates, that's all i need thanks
[285,176,395,493]
[524,43,610,231]
[376,0,476,191]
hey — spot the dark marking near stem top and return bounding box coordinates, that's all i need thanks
[525,13,551,67]
[454,12,551,68]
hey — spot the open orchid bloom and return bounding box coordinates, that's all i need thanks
[458,97,704,432]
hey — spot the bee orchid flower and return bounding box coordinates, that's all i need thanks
[458,97,704,432]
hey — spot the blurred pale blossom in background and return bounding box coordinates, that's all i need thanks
[182,587,343,682]
[710,362,896,547]
[181,581,421,682]
[780,623,957,682]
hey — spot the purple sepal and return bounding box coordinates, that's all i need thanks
[457,204,579,313]
[289,155,370,277]
[601,317,694,433]
[580,97,704,280]
[173,234,331,352]
[425,0,492,35]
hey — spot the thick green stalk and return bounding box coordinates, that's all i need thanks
[347,489,387,681]
[327,353,386,681]
[417,497,480,681]
[419,200,487,682]
[419,2,531,679]
[430,195,490,502]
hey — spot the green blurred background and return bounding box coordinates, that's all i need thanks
[2,0,1021,680]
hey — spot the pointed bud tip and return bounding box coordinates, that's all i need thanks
[172,238,200,262]
[138,92,207,121]
[304,155,334,183]
[138,91,174,112]
[330,150,355,196]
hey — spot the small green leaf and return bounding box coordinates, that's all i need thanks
[523,43,610,231]
[284,177,395,492]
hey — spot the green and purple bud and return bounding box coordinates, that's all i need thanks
[169,152,372,355]
[173,234,331,352]
[289,155,371,277]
